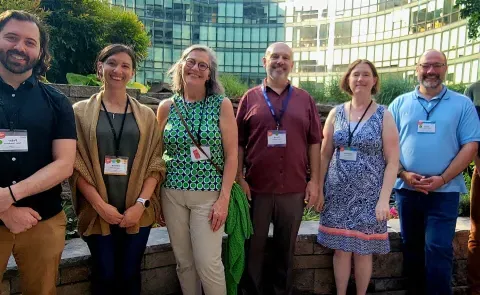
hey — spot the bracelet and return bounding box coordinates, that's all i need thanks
[8,186,17,203]
[440,175,446,184]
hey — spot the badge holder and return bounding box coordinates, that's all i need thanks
[0,129,28,152]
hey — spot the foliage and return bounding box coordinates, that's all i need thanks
[219,74,249,98]
[62,198,79,240]
[456,0,480,40]
[0,0,47,19]
[66,72,150,93]
[376,76,415,105]
[41,0,150,83]
[299,81,327,102]
[446,83,468,95]
[302,207,320,221]
[459,162,474,217]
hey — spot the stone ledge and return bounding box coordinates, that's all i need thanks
[2,218,471,295]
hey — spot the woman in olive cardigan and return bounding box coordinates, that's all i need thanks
[70,44,165,295]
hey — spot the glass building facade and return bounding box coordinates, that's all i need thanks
[112,0,480,87]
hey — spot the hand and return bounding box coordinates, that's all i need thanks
[415,175,446,193]
[209,192,229,232]
[305,181,319,209]
[238,178,251,201]
[0,188,14,214]
[94,202,123,225]
[400,171,429,194]
[0,206,41,234]
[120,202,145,228]
[375,199,390,221]
[315,190,325,212]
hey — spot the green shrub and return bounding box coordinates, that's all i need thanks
[299,81,327,102]
[219,74,249,99]
[62,198,79,240]
[325,77,350,103]
[447,83,468,95]
[376,77,415,105]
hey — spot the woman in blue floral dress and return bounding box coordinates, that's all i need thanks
[316,60,399,295]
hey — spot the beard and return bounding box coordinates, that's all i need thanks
[419,74,443,89]
[267,63,290,80]
[0,49,38,75]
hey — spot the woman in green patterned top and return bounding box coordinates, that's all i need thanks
[156,45,237,295]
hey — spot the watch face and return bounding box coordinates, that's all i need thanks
[144,199,151,208]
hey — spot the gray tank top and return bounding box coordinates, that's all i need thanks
[97,111,139,213]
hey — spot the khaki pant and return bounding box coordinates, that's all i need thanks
[469,168,480,295]
[0,211,66,295]
[161,188,226,295]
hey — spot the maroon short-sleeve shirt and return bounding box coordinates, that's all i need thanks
[236,82,323,194]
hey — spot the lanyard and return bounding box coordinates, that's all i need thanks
[101,98,130,157]
[417,88,447,120]
[348,100,373,147]
[261,84,293,130]
[181,95,206,143]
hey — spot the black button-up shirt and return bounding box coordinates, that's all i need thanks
[0,75,76,221]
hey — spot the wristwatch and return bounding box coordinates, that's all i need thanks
[136,197,150,208]
[397,168,405,178]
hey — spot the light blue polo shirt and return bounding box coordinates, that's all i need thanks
[388,85,480,193]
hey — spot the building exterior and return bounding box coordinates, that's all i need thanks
[112,0,480,88]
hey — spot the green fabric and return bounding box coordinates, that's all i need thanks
[224,183,253,295]
[162,94,224,191]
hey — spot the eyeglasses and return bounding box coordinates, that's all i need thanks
[185,58,210,71]
[418,63,446,70]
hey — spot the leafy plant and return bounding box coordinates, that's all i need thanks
[376,76,415,105]
[66,73,150,93]
[41,0,150,83]
[219,74,249,98]
[302,207,320,221]
[62,199,79,240]
[299,81,327,102]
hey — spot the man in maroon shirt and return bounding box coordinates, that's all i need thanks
[236,42,322,295]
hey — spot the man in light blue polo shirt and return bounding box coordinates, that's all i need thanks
[389,49,480,295]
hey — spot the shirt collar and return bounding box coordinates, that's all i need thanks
[0,74,37,90]
[262,78,291,95]
[414,85,449,101]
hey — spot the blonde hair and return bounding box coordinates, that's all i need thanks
[167,44,224,96]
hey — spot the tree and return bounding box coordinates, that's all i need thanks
[41,0,150,83]
[0,0,47,18]
[456,0,480,40]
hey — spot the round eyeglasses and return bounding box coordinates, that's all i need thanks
[185,58,210,71]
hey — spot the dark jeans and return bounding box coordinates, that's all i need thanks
[395,189,459,295]
[240,192,305,295]
[85,226,151,295]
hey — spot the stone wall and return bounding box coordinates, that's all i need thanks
[1,219,470,295]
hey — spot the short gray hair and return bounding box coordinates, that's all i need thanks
[167,44,225,96]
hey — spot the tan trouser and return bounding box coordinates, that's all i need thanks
[161,188,226,295]
[0,211,66,295]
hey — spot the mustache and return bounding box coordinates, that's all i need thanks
[422,74,440,79]
[7,49,29,62]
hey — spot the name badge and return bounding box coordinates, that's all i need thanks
[339,146,358,161]
[0,129,28,152]
[190,145,211,162]
[267,130,287,147]
[104,156,129,176]
[417,120,436,133]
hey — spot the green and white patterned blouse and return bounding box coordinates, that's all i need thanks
[162,94,225,191]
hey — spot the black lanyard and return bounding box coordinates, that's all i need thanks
[101,98,130,157]
[261,84,293,130]
[181,95,206,143]
[417,88,447,120]
[348,100,373,147]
